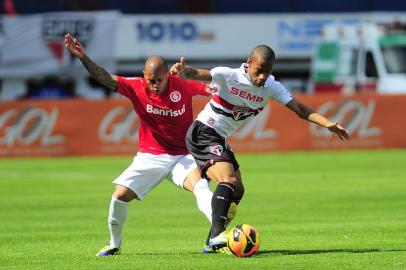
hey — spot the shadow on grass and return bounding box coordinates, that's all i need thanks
[256,248,406,256]
[118,249,406,257]
[128,251,202,256]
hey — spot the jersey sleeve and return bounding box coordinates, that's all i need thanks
[265,79,293,105]
[116,76,142,100]
[210,67,233,85]
[182,79,209,97]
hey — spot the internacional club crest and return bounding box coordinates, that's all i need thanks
[209,144,223,156]
[170,91,181,102]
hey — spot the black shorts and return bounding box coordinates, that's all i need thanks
[186,121,239,179]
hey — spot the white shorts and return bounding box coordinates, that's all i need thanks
[113,152,197,200]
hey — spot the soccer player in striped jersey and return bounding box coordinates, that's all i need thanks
[170,45,350,253]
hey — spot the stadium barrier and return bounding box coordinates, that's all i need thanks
[0,93,405,157]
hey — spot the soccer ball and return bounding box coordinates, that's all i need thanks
[227,224,261,257]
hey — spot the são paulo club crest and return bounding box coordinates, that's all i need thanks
[232,105,251,120]
[209,144,223,156]
[42,16,95,65]
[170,91,182,102]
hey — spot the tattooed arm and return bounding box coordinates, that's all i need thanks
[79,55,118,91]
[64,33,118,91]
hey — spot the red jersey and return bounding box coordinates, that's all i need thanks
[116,74,208,155]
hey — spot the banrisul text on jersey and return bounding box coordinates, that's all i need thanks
[116,75,209,155]
[146,104,186,117]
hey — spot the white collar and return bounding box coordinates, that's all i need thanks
[239,63,252,83]
[239,63,248,73]
[238,63,275,87]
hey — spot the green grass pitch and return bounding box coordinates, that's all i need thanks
[0,150,405,270]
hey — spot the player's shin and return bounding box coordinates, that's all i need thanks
[210,182,235,238]
[193,178,213,224]
[227,194,243,225]
[108,196,128,248]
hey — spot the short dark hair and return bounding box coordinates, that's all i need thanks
[250,45,275,64]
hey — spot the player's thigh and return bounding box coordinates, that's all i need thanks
[113,153,172,200]
[186,121,240,180]
[170,154,198,191]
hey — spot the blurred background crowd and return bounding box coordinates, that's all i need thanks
[2,0,405,14]
[0,0,405,101]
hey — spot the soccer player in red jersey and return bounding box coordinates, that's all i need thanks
[65,34,217,256]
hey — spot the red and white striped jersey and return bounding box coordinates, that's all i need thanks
[196,63,293,137]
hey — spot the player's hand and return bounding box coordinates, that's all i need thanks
[64,33,86,59]
[205,84,218,94]
[327,122,350,140]
[170,57,186,75]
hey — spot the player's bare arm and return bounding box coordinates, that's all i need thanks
[170,57,212,82]
[80,55,118,91]
[285,98,350,140]
[64,33,118,91]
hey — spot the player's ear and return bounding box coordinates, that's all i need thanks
[247,57,251,66]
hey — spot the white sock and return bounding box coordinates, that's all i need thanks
[108,196,128,248]
[193,179,213,224]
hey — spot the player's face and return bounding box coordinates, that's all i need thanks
[247,57,273,87]
[143,70,169,95]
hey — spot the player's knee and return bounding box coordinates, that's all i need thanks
[113,186,137,202]
[232,169,244,197]
[235,183,245,197]
[183,168,201,191]
[113,192,134,202]
[221,175,240,187]
[186,175,200,187]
